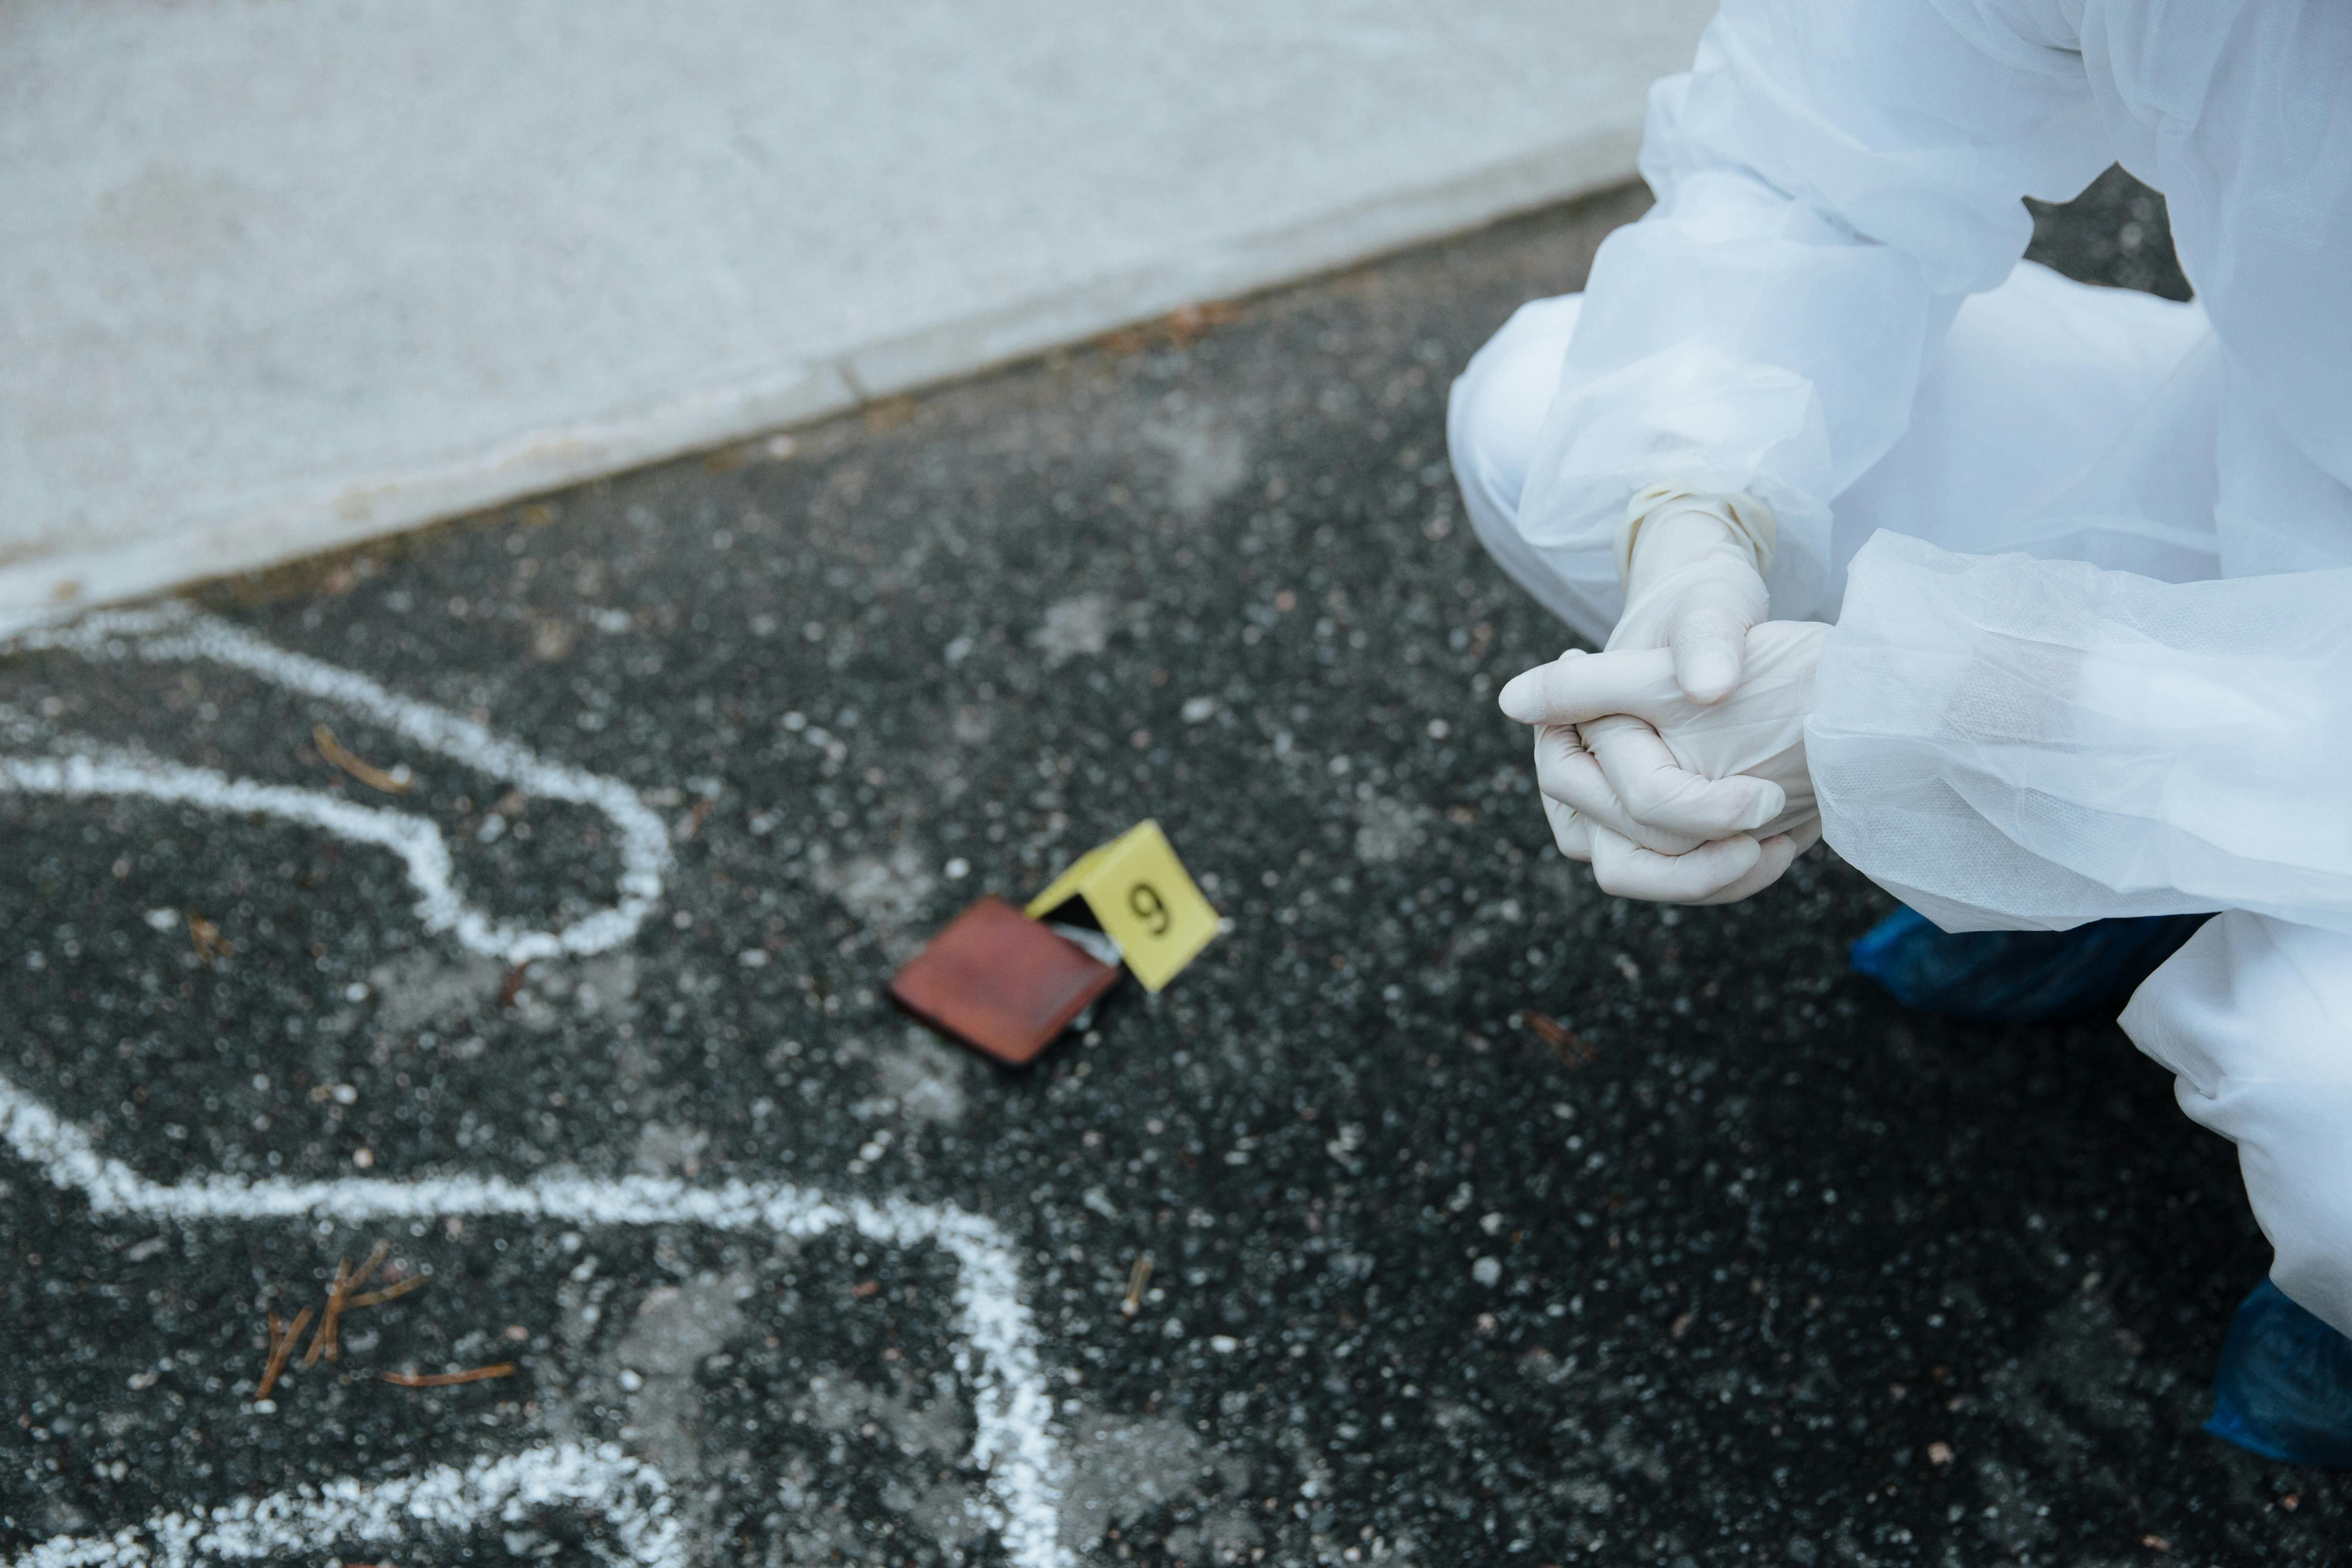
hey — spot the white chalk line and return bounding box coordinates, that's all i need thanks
[0,603,672,964]
[0,1068,1072,1568]
[12,1443,680,1568]
[0,603,1068,1566]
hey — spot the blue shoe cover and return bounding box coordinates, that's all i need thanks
[1848,906,2208,1024]
[2205,1280,2352,1469]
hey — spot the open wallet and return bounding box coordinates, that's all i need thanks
[888,895,1121,1066]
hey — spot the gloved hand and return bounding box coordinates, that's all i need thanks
[1608,485,1776,703]
[1500,621,1827,904]
[1531,485,1781,867]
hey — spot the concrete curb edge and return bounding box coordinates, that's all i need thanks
[0,124,1641,636]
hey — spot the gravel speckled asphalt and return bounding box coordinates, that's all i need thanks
[2,178,2343,1567]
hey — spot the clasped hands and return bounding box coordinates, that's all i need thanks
[1497,495,1827,905]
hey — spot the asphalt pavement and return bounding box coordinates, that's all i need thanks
[1,178,2341,1567]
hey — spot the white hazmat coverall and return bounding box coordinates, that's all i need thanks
[1448,0,2352,1337]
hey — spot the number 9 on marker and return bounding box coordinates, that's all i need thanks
[1025,819,1221,991]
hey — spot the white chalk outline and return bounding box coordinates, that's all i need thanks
[0,606,1072,1567]
[0,1070,1072,1568]
[11,1442,680,1568]
[0,602,671,963]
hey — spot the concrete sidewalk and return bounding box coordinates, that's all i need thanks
[0,0,1709,633]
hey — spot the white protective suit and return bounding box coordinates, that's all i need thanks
[1448,0,2352,1335]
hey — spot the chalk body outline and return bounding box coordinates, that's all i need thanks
[2,602,671,964]
[0,608,1073,1568]
[0,1077,1070,1568]
[9,1443,681,1568]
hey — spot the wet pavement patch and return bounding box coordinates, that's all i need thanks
[2,180,2343,1564]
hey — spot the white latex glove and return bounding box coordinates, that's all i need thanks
[1607,486,1776,703]
[1539,487,1779,859]
[1500,622,1826,905]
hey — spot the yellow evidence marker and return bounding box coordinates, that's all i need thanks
[1024,819,1220,992]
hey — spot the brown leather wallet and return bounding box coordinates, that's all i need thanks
[889,896,1120,1066]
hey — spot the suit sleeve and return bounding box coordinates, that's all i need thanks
[1810,532,2352,935]
[1513,0,2112,624]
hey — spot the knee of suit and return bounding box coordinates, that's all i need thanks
[2123,911,2352,1336]
[1446,293,1585,534]
[1446,295,1618,642]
